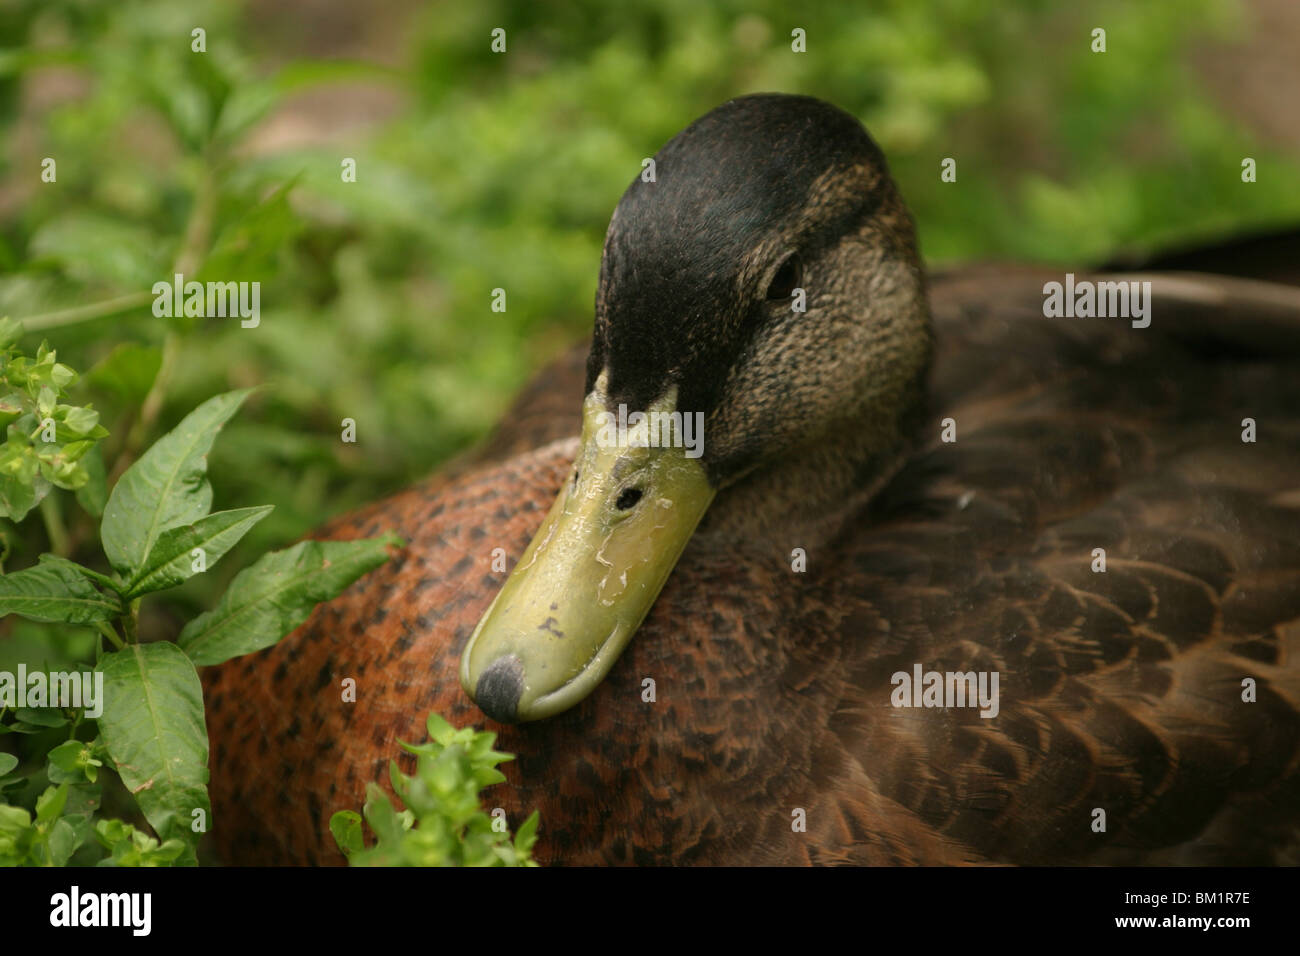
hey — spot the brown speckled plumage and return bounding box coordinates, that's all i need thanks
[204,95,1300,865]
[205,268,1300,865]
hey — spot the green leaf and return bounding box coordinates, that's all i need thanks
[47,739,85,777]
[0,560,121,623]
[329,810,364,857]
[514,810,540,856]
[35,782,69,824]
[14,707,68,728]
[28,214,167,289]
[97,642,209,862]
[101,389,252,576]
[361,783,406,844]
[60,406,100,437]
[0,391,24,426]
[178,534,400,667]
[74,446,108,518]
[60,780,102,854]
[50,364,76,389]
[198,178,302,285]
[0,317,22,349]
[37,553,121,592]
[87,344,163,404]
[0,804,31,830]
[0,471,40,523]
[427,713,455,744]
[1,722,46,735]
[0,753,17,777]
[212,80,280,146]
[47,739,102,784]
[37,385,56,418]
[45,818,77,865]
[124,505,272,598]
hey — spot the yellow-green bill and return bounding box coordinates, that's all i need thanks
[460,378,714,722]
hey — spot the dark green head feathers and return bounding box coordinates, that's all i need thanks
[588,93,930,488]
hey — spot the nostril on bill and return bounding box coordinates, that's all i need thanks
[615,487,643,510]
[474,655,525,724]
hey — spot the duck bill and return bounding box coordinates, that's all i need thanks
[460,380,715,723]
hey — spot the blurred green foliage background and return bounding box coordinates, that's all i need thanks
[1,0,1298,637]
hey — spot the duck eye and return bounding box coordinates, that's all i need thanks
[766,255,801,300]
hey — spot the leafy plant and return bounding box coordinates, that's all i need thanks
[330,714,539,867]
[0,320,108,527]
[0,343,398,866]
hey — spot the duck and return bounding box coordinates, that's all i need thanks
[203,93,1300,866]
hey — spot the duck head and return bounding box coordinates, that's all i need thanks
[461,93,931,723]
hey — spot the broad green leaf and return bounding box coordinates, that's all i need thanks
[124,505,272,598]
[0,753,17,777]
[101,389,252,576]
[97,642,209,862]
[14,708,68,728]
[179,534,400,666]
[38,553,121,592]
[0,561,121,623]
